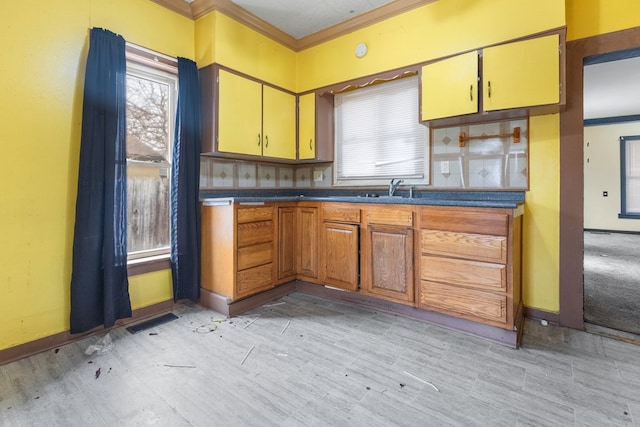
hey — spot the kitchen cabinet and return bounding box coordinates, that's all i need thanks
[417,205,523,331]
[360,206,415,304]
[200,65,296,160]
[278,206,296,281]
[297,92,334,162]
[420,31,563,124]
[421,51,479,121]
[296,204,318,279]
[201,201,276,300]
[319,204,360,291]
[483,34,560,111]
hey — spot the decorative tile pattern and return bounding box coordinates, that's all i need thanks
[237,163,257,188]
[295,167,311,188]
[211,160,235,188]
[278,167,294,188]
[312,165,333,188]
[258,165,276,188]
[431,118,528,189]
[199,158,211,188]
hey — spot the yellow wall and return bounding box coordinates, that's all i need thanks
[195,11,297,91]
[524,115,561,311]
[566,0,640,41]
[0,0,193,351]
[297,0,565,92]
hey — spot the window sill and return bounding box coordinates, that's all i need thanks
[128,254,171,276]
[618,213,640,220]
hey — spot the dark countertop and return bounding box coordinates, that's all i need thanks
[199,189,525,209]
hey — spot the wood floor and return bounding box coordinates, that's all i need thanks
[1,292,640,426]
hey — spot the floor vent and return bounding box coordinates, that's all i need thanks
[126,313,178,334]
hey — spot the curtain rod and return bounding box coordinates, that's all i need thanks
[125,42,177,64]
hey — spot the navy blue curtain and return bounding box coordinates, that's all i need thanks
[170,58,202,301]
[70,28,131,334]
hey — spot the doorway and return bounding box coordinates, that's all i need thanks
[582,52,640,337]
[560,26,640,333]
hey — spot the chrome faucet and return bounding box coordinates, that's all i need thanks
[389,178,404,196]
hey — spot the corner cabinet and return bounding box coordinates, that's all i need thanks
[420,31,564,124]
[297,92,334,162]
[200,65,296,160]
[417,205,523,333]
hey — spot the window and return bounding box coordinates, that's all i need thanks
[620,135,640,218]
[125,57,178,259]
[334,75,429,186]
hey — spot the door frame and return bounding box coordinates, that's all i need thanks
[559,26,640,329]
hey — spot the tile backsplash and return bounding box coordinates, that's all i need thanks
[200,157,333,189]
[200,118,527,191]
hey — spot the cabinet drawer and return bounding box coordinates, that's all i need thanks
[366,208,413,227]
[237,220,273,247]
[419,280,507,324]
[237,206,273,223]
[323,205,361,223]
[421,230,507,264]
[421,206,508,236]
[421,255,505,291]
[237,242,273,270]
[237,263,274,296]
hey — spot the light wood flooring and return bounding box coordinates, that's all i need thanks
[1,292,640,426]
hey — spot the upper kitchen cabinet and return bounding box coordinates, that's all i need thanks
[421,51,479,121]
[262,85,296,159]
[420,30,565,125]
[200,65,297,160]
[482,34,560,111]
[217,68,262,156]
[297,92,334,162]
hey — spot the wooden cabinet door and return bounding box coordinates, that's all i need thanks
[296,206,318,278]
[278,207,296,280]
[483,34,560,111]
[364,225,414,303]
[298,93,316,159]
[262,85,296,160]
[320,222,359,291]
[421,51,479,121]
[217,69,262,156]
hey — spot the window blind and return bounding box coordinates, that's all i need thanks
[334,75,428,185]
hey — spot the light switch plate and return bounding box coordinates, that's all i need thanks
[440,161,450,174]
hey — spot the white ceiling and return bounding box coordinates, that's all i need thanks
[229,0,395,39]
[584,56,640,120]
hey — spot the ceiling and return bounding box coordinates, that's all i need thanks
[229,0,395,40]
[584,56,640,120]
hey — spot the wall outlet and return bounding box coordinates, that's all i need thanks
[440,161,450,174]
[603,191,608,197]
[313,170,323,182]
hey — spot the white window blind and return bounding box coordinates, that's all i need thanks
[334,75,428,185]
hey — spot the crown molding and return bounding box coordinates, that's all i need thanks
[153,0,436,52]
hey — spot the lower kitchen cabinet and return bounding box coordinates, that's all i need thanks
[201,201,276,300]
[319,204,360,291]
[417,205,523,331]
[360,206,415,304]
[278,206,296,281]
[296,205,318,279]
